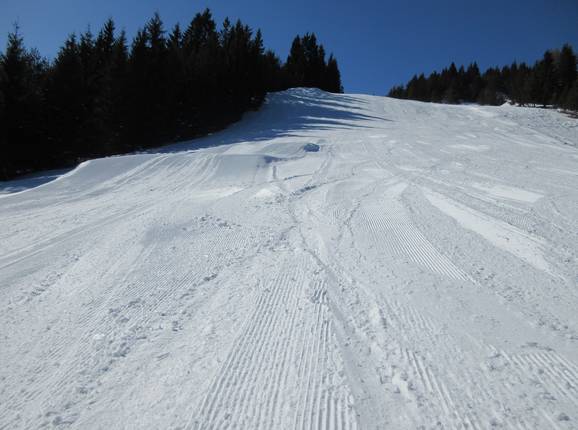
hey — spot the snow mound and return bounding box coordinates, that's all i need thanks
[303,143,320,152]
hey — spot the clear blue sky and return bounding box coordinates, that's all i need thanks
[1,0,577,94]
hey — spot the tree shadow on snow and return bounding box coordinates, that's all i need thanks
[155,88,392,154]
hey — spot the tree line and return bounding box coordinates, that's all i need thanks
[388,44,578,110]
[0,9,342,180]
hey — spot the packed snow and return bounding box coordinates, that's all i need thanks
[1,88,578,429]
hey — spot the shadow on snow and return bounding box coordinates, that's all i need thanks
[155,88,392,154]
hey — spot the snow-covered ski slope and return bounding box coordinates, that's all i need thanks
[1,88,578,429]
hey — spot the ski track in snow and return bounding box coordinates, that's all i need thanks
[1,88,578,429]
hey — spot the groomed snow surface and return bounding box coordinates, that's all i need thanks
[1,89,578,429]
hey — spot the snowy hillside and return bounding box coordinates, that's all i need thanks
[1,88,578,429]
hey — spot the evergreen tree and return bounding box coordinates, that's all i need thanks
[478,68,501,105]
[511,62,531,105]
[564,78,578,110]
[285,36,305,87]
[108,30,128,151]
[0,26,47,177]
[407,74,428,101]
[428,72,443,102]
[387,85,405,99]
[182,9,222,129]
[388,44,577,110]
[0,61,6,179]
[0,9,343,180]
[93,19,118,154]
[530,51,556,106]
[465,63,482,100]
[165,23,187,138]
[301,34,324,87]
[456,65,467,100]
[125,28,150,145]
[145,12,170,139]
[76,27,107,156]
[325,54,343,93]
[261,50,284,92]
[284,33,341,92]
[556,44,577,104]
[440,63,459,103]
[249,29,266,101]
[45,34,84,161]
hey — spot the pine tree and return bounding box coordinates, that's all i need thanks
[428,72,443,102]
[456,65,467,101]
[0,8,341,179]
[76,27,107,156]
[165,23,187,137]
[284,33,341,92]
[405,75,419,100]
[325,54,343,93]
[92,19,118,154]
[124,28,150,145]
[530,51,556,106]
[563,78,578,111]
[0,61,6,179]
[387,85,405,99]
[408,74,428,101]
[182,9,222,128]
[108,30,128,151]
[512,62,531,105]
[478,68,503,105]
[45,34,84,161]
[244,28,267,105]
[285,36,305,87]
[556,44,577,104]
[145,12,170,139]
[262,50,284,92]
[388,44,577,111]
[0,26,47,176]
[465,63,482,101]
[301,33,324,87]
[440,63,459,103]
[96,19,115,60]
